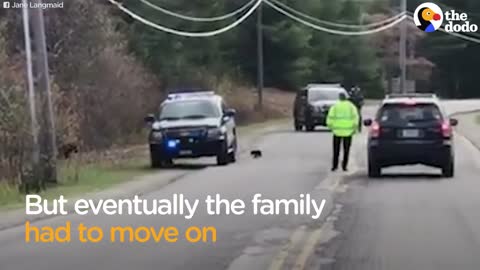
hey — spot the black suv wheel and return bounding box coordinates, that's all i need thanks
[368,156,381,178]
[442,157,454,178]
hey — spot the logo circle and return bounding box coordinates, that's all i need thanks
[414,3,444,32]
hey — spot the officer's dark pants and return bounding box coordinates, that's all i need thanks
[332,135,352,170]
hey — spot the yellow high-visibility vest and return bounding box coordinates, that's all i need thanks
[326,100,359,137]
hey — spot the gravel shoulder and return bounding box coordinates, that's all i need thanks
[0,119,289,231]
[455,111,480,150]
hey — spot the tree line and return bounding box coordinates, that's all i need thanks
[124,0,385,96]
[123,0,480,97]
[409,0,480,98]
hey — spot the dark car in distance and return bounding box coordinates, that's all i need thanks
[144,91,237,168]
[364,94,458,178]
[293,84,349,131]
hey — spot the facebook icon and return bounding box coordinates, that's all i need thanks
[3,1,10,8]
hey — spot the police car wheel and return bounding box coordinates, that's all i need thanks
[151,153,172,169]
[228,138,237,163]
[294,120,303,131]
[306,124,315,132]
[217,141,230,166]
[228,150,236,163]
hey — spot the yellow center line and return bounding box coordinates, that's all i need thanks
[289,145,361,270]
[291,228,323,270]
[267,226,307,270]
[268,139,362,270]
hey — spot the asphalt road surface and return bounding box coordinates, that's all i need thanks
[0,100,479,270]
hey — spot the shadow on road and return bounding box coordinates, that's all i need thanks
[153,163,209,171]
[375,173,443,180]
[344,171,444,183]
[291,128,331,134]
[308,129,331,133]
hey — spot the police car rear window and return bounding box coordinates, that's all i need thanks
[159,100,221,120]
[378,103,443,124]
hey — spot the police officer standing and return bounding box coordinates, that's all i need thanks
[326,92,359,172]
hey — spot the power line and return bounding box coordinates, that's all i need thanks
[438,28,480,43]
[139,0,256,22]
[264,0,406,35]
[107,0,262,37]
[406,15,480,44]
[268,0,406,29]
[110,0,480,42]
[407,11,480,39]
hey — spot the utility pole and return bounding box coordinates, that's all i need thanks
[399,0,407,93]
[30,0,58,183]
[22,0,40,173]
[256,1,264,111]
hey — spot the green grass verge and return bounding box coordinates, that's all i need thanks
[0,159,148,211]
[476,114,480,125]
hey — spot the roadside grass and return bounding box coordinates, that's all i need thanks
[0,157,148,211]
[476,114,480,125]
[0,116,289,211]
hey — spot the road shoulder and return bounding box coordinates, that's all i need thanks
[454,111,480,150]
[0,119,289,231]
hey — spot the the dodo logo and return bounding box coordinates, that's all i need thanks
[414,3,443,32]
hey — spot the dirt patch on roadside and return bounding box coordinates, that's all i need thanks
[455,112,480,150]
[226,88,294,125]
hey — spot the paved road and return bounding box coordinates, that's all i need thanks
[315,100,480,270]
[0,100,479,270]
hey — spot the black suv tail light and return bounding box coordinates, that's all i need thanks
[370,121,381,138]
[441,120,452,138]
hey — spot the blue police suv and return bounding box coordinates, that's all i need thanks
[144,91,237,168]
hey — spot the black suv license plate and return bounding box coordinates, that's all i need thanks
[402,129,420,138]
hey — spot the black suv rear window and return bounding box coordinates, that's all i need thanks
[378,103,443,124]
[308,89,346,102]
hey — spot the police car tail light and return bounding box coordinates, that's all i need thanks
[370,121,381,138]
[441,120,452,138]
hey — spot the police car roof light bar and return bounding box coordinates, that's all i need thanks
[167,91,215,100]
[385,93,437,99]
[306,83,342,88]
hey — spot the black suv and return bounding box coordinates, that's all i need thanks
[364,94,458,178]
[144,91,237,168]
[293,84,349,131]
